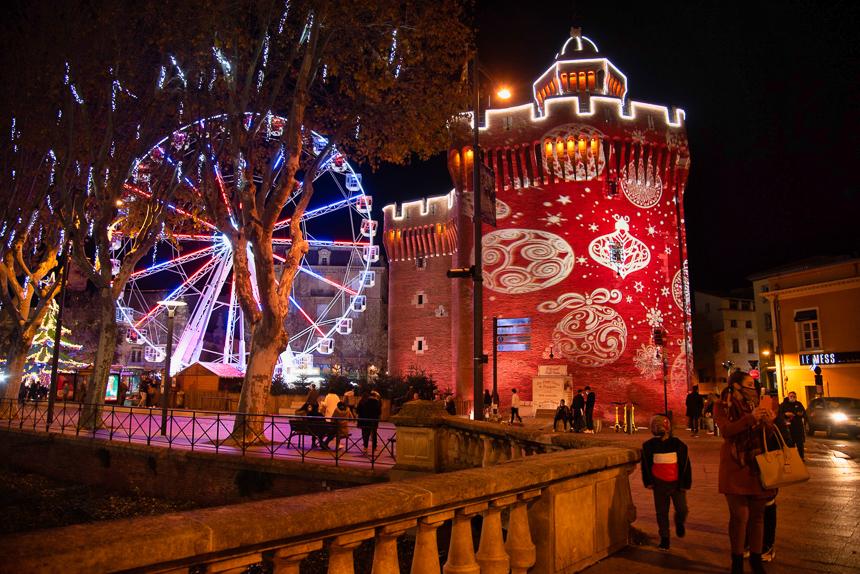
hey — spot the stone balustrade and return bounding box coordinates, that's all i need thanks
[391,401,600,476]
[0,445,639,573]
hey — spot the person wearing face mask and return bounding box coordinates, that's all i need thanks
[777,391,808,460]
[714,370,777,574]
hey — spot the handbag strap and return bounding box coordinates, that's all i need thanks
[761,425,789,457]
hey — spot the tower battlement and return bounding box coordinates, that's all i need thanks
[382,191,459,261]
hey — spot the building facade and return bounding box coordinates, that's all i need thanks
[384,30,692,419]
[692,291,758,391]
[751,257,860,403]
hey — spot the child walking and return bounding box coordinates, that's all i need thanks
[641,414,692,550]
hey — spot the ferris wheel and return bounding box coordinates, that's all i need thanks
[114,114,379,379]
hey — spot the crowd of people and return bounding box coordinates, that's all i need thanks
[295,383,383,455]
[552,386,597,433]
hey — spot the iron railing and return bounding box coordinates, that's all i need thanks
[0,399,395,469]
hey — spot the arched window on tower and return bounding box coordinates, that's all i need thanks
[587,71,595,90]
[578,72,587,91]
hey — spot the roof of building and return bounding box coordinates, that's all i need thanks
[747,255,860,281]
[555,27,599,60]
[191,362,245,378]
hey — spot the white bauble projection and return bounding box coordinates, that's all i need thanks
[482,229,575,294]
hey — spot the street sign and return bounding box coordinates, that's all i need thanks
[749,369,760,379]
[494,317,531,353]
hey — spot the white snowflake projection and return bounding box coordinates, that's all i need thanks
[556,195,572,205]
[540,123,606,182]
[660,286,670,297]
[482,229,575,294]
[631,130,647,145]
[664,246,672,255]
[540,212,567,227]
[537,288,627,367]
[672,260,691,312]
[625,295,633,304]
[620,154,663,209]
[644,306,664,328]
[495,199,511,220]
[646,225,656,235]
[633,281,644,293]
[576,256,588,265]
[634,343,663,377]
[588,223,598,232]
[588,215,651,279]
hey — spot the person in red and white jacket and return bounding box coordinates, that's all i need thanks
[641,414,692,550]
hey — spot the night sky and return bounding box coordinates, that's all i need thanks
[364,0,859,293]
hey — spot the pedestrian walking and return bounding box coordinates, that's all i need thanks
[777,391,807,460]
[585,386,596,433]
[641,414,691,550]
[553,399,572,432]
[571,389,585,432]
[331,401,353,451]
[713,370,777,574]
[510,388,523,424]
[357,390,382,454]
[686,385,704,436]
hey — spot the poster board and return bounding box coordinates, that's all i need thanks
[532,374,573,414]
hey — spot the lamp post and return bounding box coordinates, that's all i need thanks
[761,348,772,393]
[157,300,186,435]
[47,243,72,426]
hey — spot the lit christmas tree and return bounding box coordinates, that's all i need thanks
[25,299,88,375]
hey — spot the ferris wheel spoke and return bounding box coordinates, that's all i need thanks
[288,295,325,337]
[296,265,359,296]
[132,250,226,329]
[272,196,362,231]
[123,182,219,232]
[172,252,234,373]
[130,245,217,279]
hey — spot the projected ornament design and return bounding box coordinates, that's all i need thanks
[672,260,690,311]
[482,229,574,294]
[587,215,651,278]
[620,156,663,208]
[538,288,627,367]
[634,343,662,377]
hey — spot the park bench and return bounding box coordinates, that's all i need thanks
[286,416,342,450]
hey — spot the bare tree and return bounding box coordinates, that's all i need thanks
[165,0,472,441]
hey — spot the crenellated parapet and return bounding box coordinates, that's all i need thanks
[381,192,460,261]
[449,95,689,201]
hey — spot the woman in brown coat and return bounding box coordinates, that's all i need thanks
[713,370,777,574]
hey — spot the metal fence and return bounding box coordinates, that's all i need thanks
[0,399,396,469]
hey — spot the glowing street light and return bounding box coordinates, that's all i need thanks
[496,86,512,100]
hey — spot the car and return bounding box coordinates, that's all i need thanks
[807,397,860,439]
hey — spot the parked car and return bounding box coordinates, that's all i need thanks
[807,397,860,438]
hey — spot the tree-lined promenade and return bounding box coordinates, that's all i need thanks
[0,0,473,442]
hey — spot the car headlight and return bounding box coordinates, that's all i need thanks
[831,412,848,422]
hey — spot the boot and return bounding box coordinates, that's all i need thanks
[731,554,744,574]
[749,553,766,574]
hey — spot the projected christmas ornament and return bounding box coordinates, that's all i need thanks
[634,343,663,377]
[588,215,651,278]
[672,260,690,312]
[620,155,663,208]
[482,228,575,294]
[538,288,627,367]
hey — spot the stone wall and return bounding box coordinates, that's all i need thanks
[0,430,385,506]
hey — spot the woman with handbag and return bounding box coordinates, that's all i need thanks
[713,371,777,574]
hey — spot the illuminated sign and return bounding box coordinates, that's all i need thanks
[799,352,860,366]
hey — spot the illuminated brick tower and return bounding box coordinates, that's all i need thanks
[384,29,692,419]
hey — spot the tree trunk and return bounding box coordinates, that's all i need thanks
[1,336,31,417]
[79,289,118,430]
[231,314,285,443]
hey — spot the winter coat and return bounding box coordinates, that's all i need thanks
[641,436,692,490]
[357,396,382,428]
[685,392,704,417]
[713,390,778,497]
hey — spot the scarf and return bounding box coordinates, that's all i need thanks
[720,387,764,469]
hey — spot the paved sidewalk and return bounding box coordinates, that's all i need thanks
[529,421,860,574]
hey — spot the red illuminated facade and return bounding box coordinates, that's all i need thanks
[383,30,692,420]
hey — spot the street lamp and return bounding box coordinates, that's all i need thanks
[157,300,186,435]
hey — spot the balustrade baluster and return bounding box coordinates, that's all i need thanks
[481,437,493,467]
[411,510,453,574]
[505,490,540,574]
[205,552,262,574]
[272,541,322,574]
[476,495,516,574]
[372,519,415,574]
[443,504,485,574]
[327,529,375,574]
